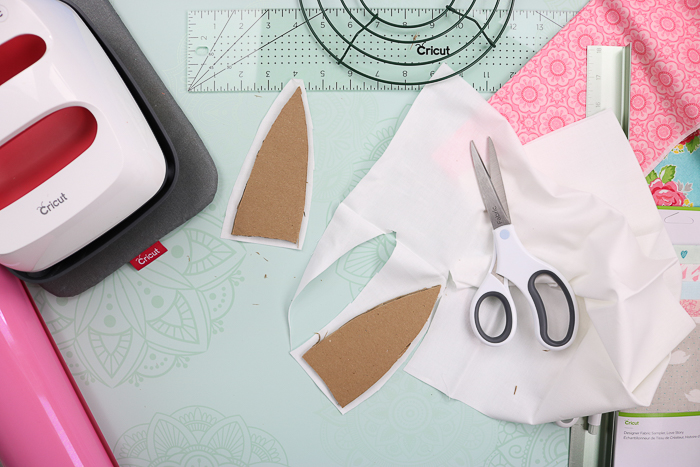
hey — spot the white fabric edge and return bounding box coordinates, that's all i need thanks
[290,238,447,414]
[220,79,314,250]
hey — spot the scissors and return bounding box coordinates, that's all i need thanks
[469,138,578,351]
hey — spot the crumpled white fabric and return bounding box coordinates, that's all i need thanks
[289,65,695,423]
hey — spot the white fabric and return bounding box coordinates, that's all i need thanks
[290,240,445,414]
[221,79,314,249]
[289,65,695,423]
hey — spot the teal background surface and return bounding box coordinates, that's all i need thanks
[25,1,589,465]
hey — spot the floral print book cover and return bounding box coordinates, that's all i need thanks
[648,129,700,209]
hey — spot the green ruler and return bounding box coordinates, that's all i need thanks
[187,8,576,93]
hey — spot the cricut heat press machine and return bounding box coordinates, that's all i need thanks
[0,0,176,273]
[0,0,217,296]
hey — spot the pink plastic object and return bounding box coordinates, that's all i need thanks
[0,267,117,467]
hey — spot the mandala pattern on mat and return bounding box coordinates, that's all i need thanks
[320,114,403,298]
[114,406,288,467]
[483,421,569,467]
[313,94,379,204]
[32,211,245,387]
[335,233,396,299]
[317,372,567,467]
[323,105,408,226]
[489,0,700,174]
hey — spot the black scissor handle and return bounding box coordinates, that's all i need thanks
[473,290,513,344]
[528,270,577,348]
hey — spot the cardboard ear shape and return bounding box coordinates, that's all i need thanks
[303,285,441,407]
[232,86,309,243]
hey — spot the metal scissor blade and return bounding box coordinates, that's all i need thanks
[487,137,510,219]
[470,140,511,230]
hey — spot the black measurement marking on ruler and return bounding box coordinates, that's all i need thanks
[189,12,235,88]
[536,11,563,28]
[189,10,268,90]
[193,11,324,90]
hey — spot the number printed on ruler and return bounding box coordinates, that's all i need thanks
[187,8,576,93]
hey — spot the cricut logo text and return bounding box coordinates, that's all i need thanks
[130,241,168,271]
[416,45,451,56]
[37,193,68,215]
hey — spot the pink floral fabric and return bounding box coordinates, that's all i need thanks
[489,0,700,174]
[681,299,700,318]
[681,264,700,281]
[649,177,687,205]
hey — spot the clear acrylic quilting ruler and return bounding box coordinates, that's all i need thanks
[187,8,577,93]
[585,45,632,136]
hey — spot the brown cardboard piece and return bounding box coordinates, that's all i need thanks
[303,285,441,408]
[232,87,308,243]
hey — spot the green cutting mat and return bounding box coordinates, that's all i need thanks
[26,1,589,465]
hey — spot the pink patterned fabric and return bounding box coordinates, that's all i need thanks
[681,264,700,281]
[489,0,700,174]
[681,299,700,318]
